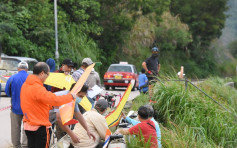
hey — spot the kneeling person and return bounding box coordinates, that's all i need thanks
[55,84,95,143]
[72,99,109,148]
[116,106,158,148]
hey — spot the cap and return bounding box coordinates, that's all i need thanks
[18,62,28,69]
[82,58,93,66]
[62,58,74,67]
[95,99,108,110]
[152,47,159,52]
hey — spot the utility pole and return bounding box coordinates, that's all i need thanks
[54,0,59,69]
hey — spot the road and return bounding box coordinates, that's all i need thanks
[0,88,140,148]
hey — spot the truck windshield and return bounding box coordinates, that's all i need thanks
[0,59,19,71]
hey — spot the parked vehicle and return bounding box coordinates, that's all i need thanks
[0,55,38,91]
[103,62,139,91]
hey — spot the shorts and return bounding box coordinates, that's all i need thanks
[146,74,158,84]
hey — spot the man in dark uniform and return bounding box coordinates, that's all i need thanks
[142,47,161,98]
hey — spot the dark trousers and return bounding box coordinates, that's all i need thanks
[25,126,51,148]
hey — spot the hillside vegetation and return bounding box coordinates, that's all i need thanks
[0,0,236,77]
[132,77,237,147]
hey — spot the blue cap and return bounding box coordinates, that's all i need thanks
[152,47,159,52]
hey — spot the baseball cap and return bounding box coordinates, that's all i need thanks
[62,58,74,67]
[152,47,159,52]
[82,58,93,66]
[18,62,28,69]
[95,99,108,110]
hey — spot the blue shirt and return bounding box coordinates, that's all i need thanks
[126,117,162,148]
[138,73,148,93]
[5,70,29,115]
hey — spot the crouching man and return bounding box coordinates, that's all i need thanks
[71,99,109,148]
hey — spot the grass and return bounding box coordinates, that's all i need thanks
[128,76,237,148]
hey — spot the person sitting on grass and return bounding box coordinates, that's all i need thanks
[122,104,162,148]
[116,105,158,148]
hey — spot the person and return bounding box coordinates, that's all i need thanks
[20,62,76,148]
[5,62,29,148]
[55,83,96,143]
[71,99,109,148]
[72,58,95,106]
[87,68,101,88]
[51,58,74,92]
[44,58,56,91]
[138,68,148,93]
[116,105,158,148]
[72,57,93,82]
[123,105,162,148]
[142,46,161,98]
[72,62,78,73]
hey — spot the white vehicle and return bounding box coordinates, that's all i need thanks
[0,55,38,91]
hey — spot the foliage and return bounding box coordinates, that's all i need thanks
[170,0,228,48]
[0,0,235,78]
[228,39,237,58]
[0,0,101,66]
[152,77,237,147]
[131,77,237,147]
[97,0,170,74]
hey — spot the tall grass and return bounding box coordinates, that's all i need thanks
[152,77,237,147]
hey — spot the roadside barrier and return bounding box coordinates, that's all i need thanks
[0,105,11,112]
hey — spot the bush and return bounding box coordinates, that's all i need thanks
[152,78,237,147]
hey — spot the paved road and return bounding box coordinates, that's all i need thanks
[0,96,11,148]
[0,88,140,148]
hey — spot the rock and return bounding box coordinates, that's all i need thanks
[224,82,234,88]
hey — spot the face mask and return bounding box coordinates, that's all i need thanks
[152,53,158,58]
[76,96,82,104]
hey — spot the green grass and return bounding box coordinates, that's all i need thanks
[128,76,237,147]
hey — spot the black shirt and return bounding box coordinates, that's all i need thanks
[145,56,159,75]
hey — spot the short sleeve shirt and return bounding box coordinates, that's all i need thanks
[129,120,158,148]
[145,56,159,75]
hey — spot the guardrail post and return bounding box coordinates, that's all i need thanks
[185,78,188,91]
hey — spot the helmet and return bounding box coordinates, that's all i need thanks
[152,47,159,52]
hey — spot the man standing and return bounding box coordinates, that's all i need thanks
[51,58,74,92]
[5,62,29,148]
[21,62,76,148]
[72,58,93,82]
[72,58,95,106]
[142,47,161,97]
[87,68,101,88]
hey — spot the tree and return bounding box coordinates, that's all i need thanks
[170,0,228,48]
